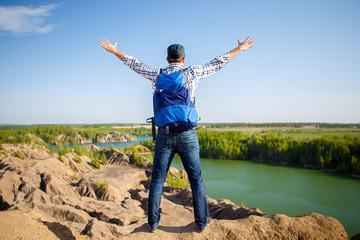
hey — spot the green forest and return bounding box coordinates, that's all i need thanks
[0,125,151,145]
[197,129,360,175]
[141,128,360,175]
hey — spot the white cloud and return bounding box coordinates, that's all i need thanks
[0,4,59,34]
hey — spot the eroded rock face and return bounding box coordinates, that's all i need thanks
[0,143,349,240]
[105,149,130,166]
[98,132,136,143]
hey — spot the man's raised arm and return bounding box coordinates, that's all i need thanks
[101,39,125,61]
[100,38,160,81]
[228,37,255,60]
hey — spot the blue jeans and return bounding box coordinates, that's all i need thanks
[148,129,209,229]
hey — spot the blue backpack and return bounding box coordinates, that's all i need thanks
[153,70,198,133]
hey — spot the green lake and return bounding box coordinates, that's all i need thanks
[170,156,360,238]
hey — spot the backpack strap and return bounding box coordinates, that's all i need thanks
[180,70,187,88]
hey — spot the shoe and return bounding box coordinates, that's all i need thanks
[149,224,158,233]
[197,216,212,233]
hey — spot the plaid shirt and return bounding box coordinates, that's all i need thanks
[123,53,231,104]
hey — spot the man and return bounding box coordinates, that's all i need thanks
[100,37,254,233]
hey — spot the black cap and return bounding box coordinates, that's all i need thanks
[167,44,185,59]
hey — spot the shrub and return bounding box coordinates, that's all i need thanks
[71,171,78,180]
[57,145,71,157]
[15,151,24,160]
[138,146,145,153]
[91,159,101,169]
[24,135,31,144]
[74,156,82,163]
[49,146,57,154]
[96,178,108,192]
[132,150,143,167]
[100,153,107,165]
[74,144,88,156]
[145,154,153,166]
[118,147,125,153]
[140,139,155,151]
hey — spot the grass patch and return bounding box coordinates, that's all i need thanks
[166,171,190,190]
[15,151,24,160]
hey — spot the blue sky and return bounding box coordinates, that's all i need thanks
[0,0,359,124]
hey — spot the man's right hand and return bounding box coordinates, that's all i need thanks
[101,39,118,53]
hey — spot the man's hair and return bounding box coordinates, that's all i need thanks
[167,57,184,64]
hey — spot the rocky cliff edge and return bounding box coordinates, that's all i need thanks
[0,143,349,240]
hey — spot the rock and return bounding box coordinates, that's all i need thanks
[87,198,145,226]
[56,133,90,144]
[45,204,91,224]
[134,145,151,152]
[352,233,360,240]
[65,154,93,173]
[40,171,80,199]
[0,156,25,173]
[168,167,188,180]
[0,171,22,209]
[105,149,130,165]
[81,218,124,240]
[23,188,52,207]
[86,144,101,152]
[208,198,265,220]
[98,132,136,143]
[75,177,97,199]
[0,210,59,240]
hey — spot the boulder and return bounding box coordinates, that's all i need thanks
[0,171,22,209]
[168,167,188,180]
[105,149,130,166]
[75,177,97,199]
[81,218,124,240]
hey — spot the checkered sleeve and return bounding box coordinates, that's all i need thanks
[191,53,231,80]
[123,54,160,82]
